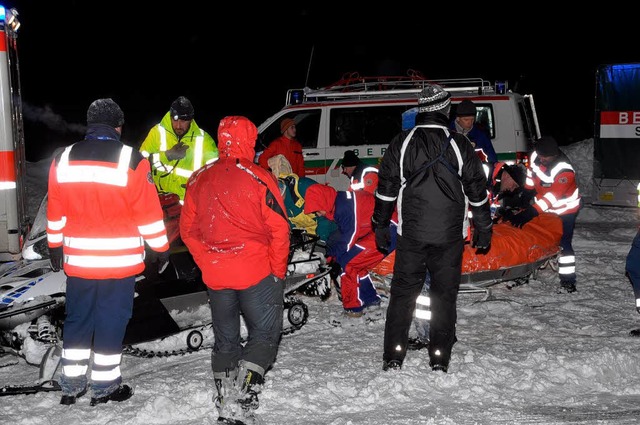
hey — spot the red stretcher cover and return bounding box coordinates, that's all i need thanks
[372,213,563,276]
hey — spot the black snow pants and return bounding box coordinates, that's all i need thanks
[383,235,464,363]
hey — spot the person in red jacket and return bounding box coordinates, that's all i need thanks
[503,136,582,293]
[304,184,396,317]
[180,116,290,424]
[47,98,169,406]
[258,117,305,176]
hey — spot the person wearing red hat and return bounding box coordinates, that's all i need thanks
[258,117,305,177]
[503,136,582,293]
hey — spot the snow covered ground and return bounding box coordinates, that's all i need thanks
[3,139,640,424]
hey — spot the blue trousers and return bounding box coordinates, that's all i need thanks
[626,230,640,299]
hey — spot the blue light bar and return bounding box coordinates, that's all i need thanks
[0,7,5,21]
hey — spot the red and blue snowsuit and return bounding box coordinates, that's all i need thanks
[304,185,396,313]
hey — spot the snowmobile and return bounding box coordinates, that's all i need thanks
[0,194,331,395]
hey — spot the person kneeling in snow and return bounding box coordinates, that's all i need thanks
[304,184,396,318]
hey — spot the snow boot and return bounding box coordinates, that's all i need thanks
[214,368,241,423]
[237,367,264,414]
[382,359,402,371]
[60,386,87,405]
[89,384,133,406]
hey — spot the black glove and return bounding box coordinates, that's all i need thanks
[374,225,391,255]
[471,229,492,254]
[328,259,342,281]
[49,246,63,272]
[506,205,538,228]
[156,250,171,274]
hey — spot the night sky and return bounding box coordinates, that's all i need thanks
[6,1,639,161]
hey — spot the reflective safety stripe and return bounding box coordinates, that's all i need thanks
[636,298,640,308]
[529,151,575,184]
[415,294,431,320]
[63,364,88,377]
[63,348,91,360]
[138,219,167,236]
[558,255,576,275]
[145,234,169,248]
[91,367,121,382]
[94,352,122,366]
[48,217,66,231]
[47,233,63,244]
[65,236,143,250]
[0,181,15,189]
[57,145,132,187]
[66,254,144,268]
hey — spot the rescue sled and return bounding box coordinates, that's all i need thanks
[372,212,563,294]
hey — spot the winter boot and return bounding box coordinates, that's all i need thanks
[236,361,264,420]
[89,384,133,406]
[382,359,402,371]
[214,368,241,423]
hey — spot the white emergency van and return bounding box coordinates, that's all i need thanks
[256,71,541,191]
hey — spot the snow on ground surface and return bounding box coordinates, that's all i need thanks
[2,139,640,424]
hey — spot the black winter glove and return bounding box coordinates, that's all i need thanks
[328,259,342,281]
[506,205,538,228]
[156,250,171,274]
[374,225,391,255]
[471,229,492,254]
[49,246,63,272]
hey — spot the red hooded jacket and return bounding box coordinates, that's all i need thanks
[180,116,290,289]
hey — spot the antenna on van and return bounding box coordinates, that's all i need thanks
[305,45,315,87]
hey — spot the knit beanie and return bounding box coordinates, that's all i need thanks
[418,84,451,114]
[86,98,124,127]
[280,118,296,134]
[456,99,477,117]
[535,136,560,156]
[170,96,194,121]
[341,150,360,167]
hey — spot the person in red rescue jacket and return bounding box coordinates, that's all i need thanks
[258,117,305,176]
[304,184,396,317]
[180,116,290,424]
[503,136,582,293]
[47,98,170,406]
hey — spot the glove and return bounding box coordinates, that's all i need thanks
[374,225,391,255]
[506,205,538,228]
[328,259,342,281]
[471,229,492,254]
[165,142,189,161]
[49,246,63,272]
[156,250,171,274]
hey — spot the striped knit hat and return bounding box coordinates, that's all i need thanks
[418,84,451,114]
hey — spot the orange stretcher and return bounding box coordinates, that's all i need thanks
[372,212,563,289]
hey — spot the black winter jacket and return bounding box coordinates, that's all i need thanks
[374,111,492,244]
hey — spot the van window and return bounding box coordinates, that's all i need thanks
[256,110,322,152]
[451,103,495,139]
[330,105,409,147]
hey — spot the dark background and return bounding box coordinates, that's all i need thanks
[7,1,639,161]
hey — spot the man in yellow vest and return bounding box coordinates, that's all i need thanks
[140,96,218,201]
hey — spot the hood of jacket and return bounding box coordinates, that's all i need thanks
[415,111,450,127]
[217,116,257,161]
[303,184,337,220]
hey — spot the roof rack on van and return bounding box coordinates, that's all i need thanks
[286,70,494,105]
